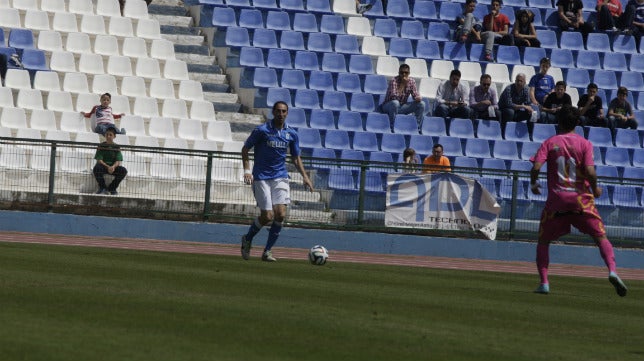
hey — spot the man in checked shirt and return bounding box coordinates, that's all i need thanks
[381,63,426,131]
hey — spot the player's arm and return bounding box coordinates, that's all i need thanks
[292,155,314,192]
[241,145,253,185]
[530,161,542,194]
[585,165,602,198]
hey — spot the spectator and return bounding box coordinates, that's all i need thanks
[81,93,127,136]
[93,127,128,195]
[513,9,541,47]
[540,81,572,124]
[355,0,374,14]
[578,83,608,127]
[0,53,7,85]
[469,74,500,121]
[435,69,472,119]
[401,147,421,173]
[597,0,626,30]
[557,0,594,42]
[529,57,555,108]
[422,144,451,173]
[622,0,644,40]
[381,63,425,131]
[499,73,533,131]
[481,0,513,62]
[607,86,638,131]
[455,0,483,43]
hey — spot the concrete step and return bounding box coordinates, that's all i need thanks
[202,83,230,93]
[213,102,243,113]
[189,72,227,84]
[188,63,221,75]
[160,24,201,36]
[205,92,238,103]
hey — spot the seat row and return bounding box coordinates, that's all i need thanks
[0,0,150,18]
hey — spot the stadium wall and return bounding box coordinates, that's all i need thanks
[1,210,642,269]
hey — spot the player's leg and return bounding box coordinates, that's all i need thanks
[241,180,274,260]
[534,211,569,294]
[534,239,551,294]
[261,179,290,261]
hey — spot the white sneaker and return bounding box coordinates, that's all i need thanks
[241,235,251,260]
[261,250,277,262]
[609,272,627,297]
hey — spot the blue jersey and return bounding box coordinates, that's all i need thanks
[244,121,301,180]
[529,74,555,105]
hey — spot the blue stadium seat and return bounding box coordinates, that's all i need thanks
[335,34,361,54]
[421,116,448,136]
[337,111,364,132]
[365,112,392,134]
[500,7,516,23]
[227,0,252,8]
[442,41,468,61]
[364,171,387,193]
[632,148,644,167]
[286,107,308,128]
[389,38,415,59]
[437,135,464,156]
[464,138,492,159]
[294,51,320,71]
[393,114,419,135]
[592,145,604,165]
[363,0,385,17]
[266,48,292,69]
[266,87,292,108]
[8,28,35,51]
[496,45,521,65]
[369,151,394,165]
[280,69,307,90]
[409,134,434,157]
[531,123,556,142]
[416,39,442,60]
[614,128,641,148]
[20,49,48,72]
[593,70,618,90]
[323,91,349,111]
[280,31,305,51]
[586,32,611,52]
[321,53,347,73]
[604,147,631,167]
[478,177,498,196]
[254,0,278,10]
[352,131,380,152]
[328,169,356,190]
[239,9,264,29]
[280,0,305,11]
[439,1,463,21]
[339,149,365,170]
[295,88,321,109]
[454,156,480,170]
[484,159,511,180]
[596,165,619,178]
[473,4,489,21]
[575,50,601,70]
[468,43,486,62]
[620,71,644,92]
[298,128,323,148]
[325,129,352,150]
[308,70,335,91]
[520,141,540,160]
[253,28,278,48]
[504,0,527,6]
[225,27,251,48]
[239,46,265,67]
[310,147,337,169]
[400,20,426,40]
[550,48,574,69]
[566,68,591,89]
[348,54,374,75]
[612,186,642,213]
[293,12,318,32]
[637,93,644,110]
[603,52,628,72]
[265,10,291,31]
[587,126,614,147]
[306,0,333,14]
[503,122,530,141]
[622,166,644,180]
[612,34,637,54]
[523,46,548,66]
[630,53,644,73]
[319,14,346,35]
[336,73,362,93]
[492,139,520,160]
[427,22,451,42]
[476,119,503,140]
[253,67,278,88]
[307,32,333,53]
[309,109,335,129]
[373,18,399,39]
[509,160,533,179]
[364,74,388,95]
[536,29,557,49]
[529,0,554,9]
[386,0,413,19]
[350,93,376,113]
[559,31,584,51]
[381,133,407,153]
[449,118,475,138]
[413,0,438,21]
[211,7,237,27]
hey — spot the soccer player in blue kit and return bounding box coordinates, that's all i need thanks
[241,101,314,262]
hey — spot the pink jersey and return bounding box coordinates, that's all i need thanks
[532,132,595,212]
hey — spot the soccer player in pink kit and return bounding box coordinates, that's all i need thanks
[529,105,627,296]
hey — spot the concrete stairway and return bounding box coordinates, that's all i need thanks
[148,0,265,141]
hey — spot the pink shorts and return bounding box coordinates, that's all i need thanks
[538,205,606,241]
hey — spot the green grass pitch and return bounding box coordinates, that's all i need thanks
[0,242,642,361]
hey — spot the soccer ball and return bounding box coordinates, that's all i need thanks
[308,245,329,265]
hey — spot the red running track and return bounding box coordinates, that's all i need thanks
[2,231,644,281]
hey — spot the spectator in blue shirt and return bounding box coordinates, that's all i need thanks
[529,57,555,107]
